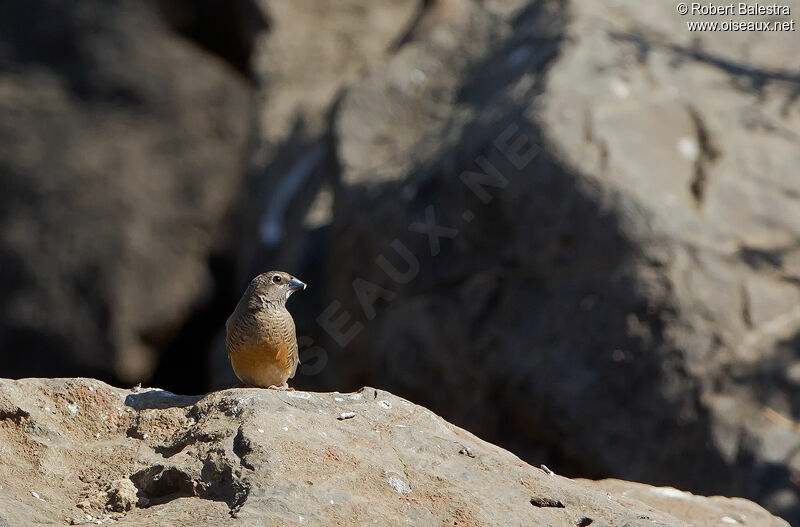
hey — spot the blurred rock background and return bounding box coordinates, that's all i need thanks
[1,0,799,522]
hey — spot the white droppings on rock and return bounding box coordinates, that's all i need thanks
[386,472,411,494]
[334,397,344,402]
[337,412,356,420]
[721,517,738,525]
[282,427,289,432]
[299,515,304,523]
[410,68,426,85]
[395,424,407,428]
[88,386,94,392]
[650,487,690,499]
[401,401,412,407]
[142,433,148,439]
[67,403,78,415]
[677,137,699,162]
[31,491,45,501]
[377,400,392,409]
[285,392,312,399]
[95,433,100,439]
[610,78,630,99]
[348,393,363,400]
[257,429,264,434]
[44,407,50,412]
[329,499,334,505]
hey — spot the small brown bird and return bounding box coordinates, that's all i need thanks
[226,271,306,389]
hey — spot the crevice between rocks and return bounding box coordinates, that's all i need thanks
[0,406,29,424]
[129,456,250,516]
[157,0,267,79]
[530,496,566,508]
[686,105,720,208]
[232,426,255,471]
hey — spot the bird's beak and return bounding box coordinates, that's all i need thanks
[287,278,307,291]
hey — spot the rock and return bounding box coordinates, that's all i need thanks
[541,2,800,519]
[299,0,800,522]
[3,0,799,524]
[105,479,138,513]
[0,378,787,526]
[0,1,250,383]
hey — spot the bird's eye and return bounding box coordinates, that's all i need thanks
[272,275,282,284]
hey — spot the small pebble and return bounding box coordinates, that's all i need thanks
[285,391,312,400]
[337,412,356,420]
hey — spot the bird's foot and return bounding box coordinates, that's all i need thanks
[268,383,294,391]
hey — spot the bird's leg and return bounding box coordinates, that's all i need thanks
[267,382,294,391]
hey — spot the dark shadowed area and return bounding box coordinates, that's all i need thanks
[1,0,799,524]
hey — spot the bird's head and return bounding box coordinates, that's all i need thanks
[249,270,306,306]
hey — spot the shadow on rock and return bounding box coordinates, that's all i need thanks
[124,390,203,411]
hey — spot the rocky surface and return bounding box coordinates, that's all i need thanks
[0,378,788,526]
[3,0,800,524]
[0,1,250,383]
[291,0,800,521]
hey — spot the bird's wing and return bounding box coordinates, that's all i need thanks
[288,336,299,379]
[284,314,300,379]
[225,315,247,358]
[272,311,299,379]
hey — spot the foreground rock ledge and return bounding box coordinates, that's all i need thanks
[0,379,787,526]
